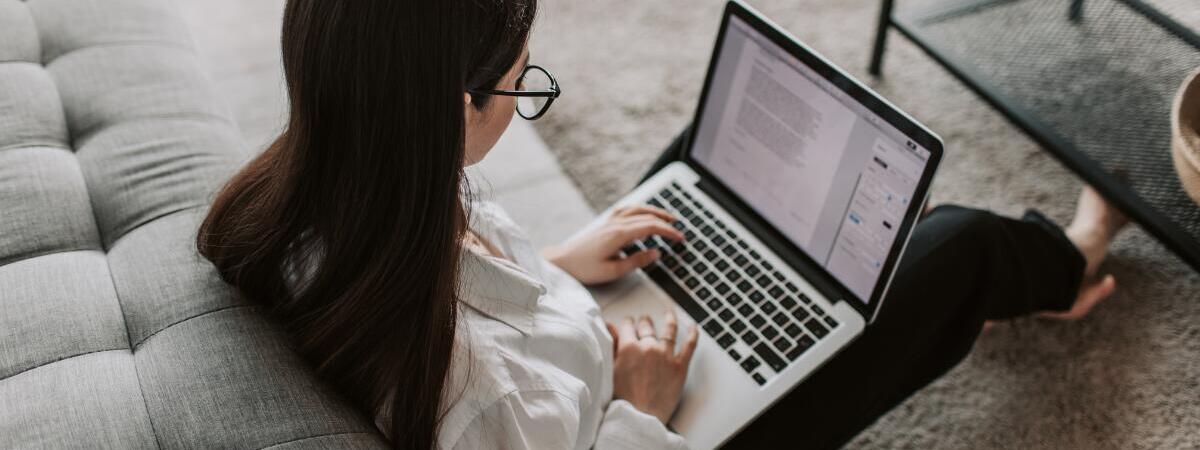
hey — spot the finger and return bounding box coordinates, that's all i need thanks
[610,205,632,219]
[661,309,678,344]
[613,205,676,223]
[636,315,657,340]
[612,214,685,241]
[611,219,685,246]
[619,317,639,344]
[675,323,700,364]
[605,249,660,279]
[606,321,621,356]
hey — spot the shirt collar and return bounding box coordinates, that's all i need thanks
[458,250,545,335]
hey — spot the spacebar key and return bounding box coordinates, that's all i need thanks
[753,343,787,372]
[647,266,709,321]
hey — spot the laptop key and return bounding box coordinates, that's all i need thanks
[745,265,760,277]
[685,277,700,289]
[718,309,735,322]
[715,259,730,271]
[768,286,784,298]
[706,298,721,311]
[753,343,788,372]
[672,266,688,278]
[644,268,707,321]
[824,316,839,328]
[715,282,731,295]
[716,333,736,348]
[697,287,712,300]
[799,293,812,304]
[722,245,737,256]
[805,318,829,339]
[751,373,767,386]
[738,304,754,316]
[784,323,803,338]
[729,293,745,305]
[762,326,779,340]
[704,273,719,284]
[695,262,710,275]
[727,270,743,283]
[733,255,749,265]
[741,330,760,345]
[748,314,766,327]
[729,349,741,361]
[730,319,747,333]
[663,256,680,270]
[737,280,753,291]
[811,304,826,316]
[702,319,724,337]
[786,336,814,361]
[785,281,799,293]
[772,336,792,353]
[780,296,797,310]
[749,291,765,303]
[791,307,811,323]
[682,253,697,264]
[760,302,777,315]
[712,235,726,246]
[755,274,772,288]
[772,312,789,326]
[703,249,718,260]
[740,356,761,373]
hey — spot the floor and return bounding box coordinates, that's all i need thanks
[530,0,1200,448]
[178,0,1200,448]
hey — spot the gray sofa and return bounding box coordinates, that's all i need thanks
[0,0,387,447]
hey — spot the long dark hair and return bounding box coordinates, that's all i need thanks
[197,0,535,447]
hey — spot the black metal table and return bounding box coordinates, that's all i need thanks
[869,0,1200,271]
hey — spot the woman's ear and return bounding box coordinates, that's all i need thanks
[463,92,476,123]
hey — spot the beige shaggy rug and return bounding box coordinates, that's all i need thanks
[529,0,1200,448]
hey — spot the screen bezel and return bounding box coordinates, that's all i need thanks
[682,0,944,322]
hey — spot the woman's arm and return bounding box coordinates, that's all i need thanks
[449,390,688,450]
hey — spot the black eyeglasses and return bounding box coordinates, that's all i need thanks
[469,65,560,120]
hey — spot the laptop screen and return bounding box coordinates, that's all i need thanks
[690,14,933,305]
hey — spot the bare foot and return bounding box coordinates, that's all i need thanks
[1037,186,1128,321]
[1065,186,1129,278]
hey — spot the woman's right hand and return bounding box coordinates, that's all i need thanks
[606,309,700,424]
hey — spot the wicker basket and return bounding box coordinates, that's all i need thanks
[1172,68,1200,207]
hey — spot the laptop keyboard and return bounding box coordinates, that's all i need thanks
[624,182,839,386]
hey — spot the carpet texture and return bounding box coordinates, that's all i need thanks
[529,0,1200,448]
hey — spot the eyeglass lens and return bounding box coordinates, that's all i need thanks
[516,67,553,119]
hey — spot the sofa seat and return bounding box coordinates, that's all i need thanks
[0,0,386,447]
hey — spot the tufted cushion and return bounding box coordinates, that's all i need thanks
[0,0,387,448]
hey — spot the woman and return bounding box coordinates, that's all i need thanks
[197,0,1127,448]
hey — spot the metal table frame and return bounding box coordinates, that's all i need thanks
[868,0,1200,272]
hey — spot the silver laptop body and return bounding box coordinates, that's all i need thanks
[577,2,944,447]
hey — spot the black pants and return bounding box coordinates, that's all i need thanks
[642,128,1086,449]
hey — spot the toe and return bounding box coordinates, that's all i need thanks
[1038,274,1116,321]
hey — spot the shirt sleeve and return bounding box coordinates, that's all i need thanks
[450,390,581,450]
[594,399,689,450]
[448,392,688,450]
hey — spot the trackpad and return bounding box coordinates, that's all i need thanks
[596,273,682,325]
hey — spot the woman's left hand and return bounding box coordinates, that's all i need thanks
[542,205,685,285]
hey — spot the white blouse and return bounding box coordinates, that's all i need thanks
[432,201,689,449]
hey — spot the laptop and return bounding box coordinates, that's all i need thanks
[577,1,944,447]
